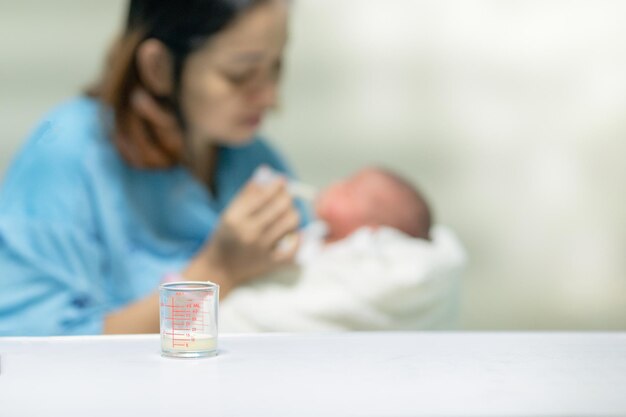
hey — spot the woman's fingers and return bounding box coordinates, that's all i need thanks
[222,182,299,253]
[206,175,302,283]
[260,207,300,250]
[254,191,293,231]
[272,231,301,264]
[230,177,287,219]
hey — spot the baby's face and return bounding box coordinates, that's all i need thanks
[314,170,388,242]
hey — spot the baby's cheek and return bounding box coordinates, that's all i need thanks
[314,194,331,221]
[316,186,342,216]
[328,205,362,239]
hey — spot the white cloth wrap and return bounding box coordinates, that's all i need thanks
[220,224,467,332]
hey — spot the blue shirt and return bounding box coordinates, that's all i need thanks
[0,96,308,336]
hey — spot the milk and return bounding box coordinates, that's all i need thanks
[161,333,217,354]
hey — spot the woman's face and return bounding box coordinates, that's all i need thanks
[180,0,289,146]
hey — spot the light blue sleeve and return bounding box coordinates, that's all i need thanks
[0,120,108,336]
[0,220,106,336]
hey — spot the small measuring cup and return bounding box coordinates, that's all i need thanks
[159,281,219,358]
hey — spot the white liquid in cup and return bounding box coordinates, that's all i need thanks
[161,333,217,355]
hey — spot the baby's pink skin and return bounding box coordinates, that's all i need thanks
[314,169,398,243]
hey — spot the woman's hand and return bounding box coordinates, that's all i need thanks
[185,174,301,295]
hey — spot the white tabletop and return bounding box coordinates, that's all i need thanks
[0,332,625,416]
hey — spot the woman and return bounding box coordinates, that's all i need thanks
[0,0,306,335]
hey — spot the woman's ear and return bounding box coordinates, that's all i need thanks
[136,39,174,96]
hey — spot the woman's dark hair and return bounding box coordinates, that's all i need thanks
[88,0,269,168]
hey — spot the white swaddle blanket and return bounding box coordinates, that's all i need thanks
[219,224,467,332]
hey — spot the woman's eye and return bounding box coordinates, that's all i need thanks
[226,71,255,85]
[224,61,282,86]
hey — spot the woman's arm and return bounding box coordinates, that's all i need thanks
[103,292,160,334]
[102,254,235,334]
[103,179,300,334]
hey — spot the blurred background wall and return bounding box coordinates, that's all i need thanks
[1,0,624,329]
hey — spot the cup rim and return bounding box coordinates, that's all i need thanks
[160,281,219,291]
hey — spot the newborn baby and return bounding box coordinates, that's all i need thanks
[314,167,432,243]
[219,166,466,332]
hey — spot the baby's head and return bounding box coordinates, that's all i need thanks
[314,167,432,242]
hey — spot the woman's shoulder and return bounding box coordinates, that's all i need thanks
[0,96,110,219]
[25,96,105,156]
[8,96,113,175]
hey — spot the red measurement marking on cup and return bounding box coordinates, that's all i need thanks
[171,295,175,348]
[165,294,210,348]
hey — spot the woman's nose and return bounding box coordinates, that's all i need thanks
[248,78,279,109]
